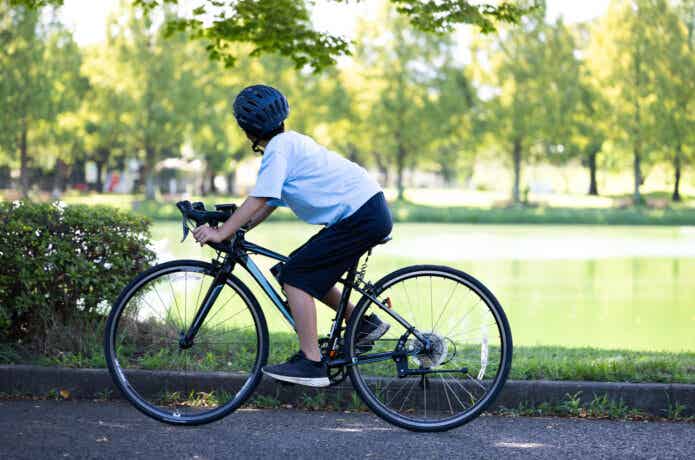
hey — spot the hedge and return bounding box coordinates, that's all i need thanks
[0,200,155,350]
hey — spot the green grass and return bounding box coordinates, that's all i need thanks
[510,346,695,383]
[3,334,694,384]
[495,391,695,422]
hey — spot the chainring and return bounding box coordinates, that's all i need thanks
[319,337,349,385]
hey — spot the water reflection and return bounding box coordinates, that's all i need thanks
[151,222,695,352]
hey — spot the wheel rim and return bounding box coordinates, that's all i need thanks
[350,269,510,427]
[108,265,263,422]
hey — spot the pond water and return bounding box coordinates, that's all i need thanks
[151,222,695,353]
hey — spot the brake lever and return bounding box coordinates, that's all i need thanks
[181,215,190,243]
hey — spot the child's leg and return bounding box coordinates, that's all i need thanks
[284,283,322,362]
[320,285,355,321]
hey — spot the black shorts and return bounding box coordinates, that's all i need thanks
[279,192,393,299]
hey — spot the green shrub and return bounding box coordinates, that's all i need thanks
[0,200,155,351]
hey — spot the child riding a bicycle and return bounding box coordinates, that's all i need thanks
[107,86,511,428]
[192,84,393,387]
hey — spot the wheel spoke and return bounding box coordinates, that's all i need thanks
[166,275,184,328]
[429,276,433,333]
[200,290,239,327]
[352,268,511,430]
[432,282,458,332]
[107,265,264,424]
[443,298,484,338]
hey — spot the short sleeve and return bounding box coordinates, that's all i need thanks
[249,150,288,200]
[267,198,287,207]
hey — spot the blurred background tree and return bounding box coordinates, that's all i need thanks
[0,0,693,206]
[480,4,558,204]
[650,0,694,202]
[0,4,85,197]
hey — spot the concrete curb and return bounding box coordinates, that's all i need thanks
[1,365,693,417]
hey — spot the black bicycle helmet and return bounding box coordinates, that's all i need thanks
[233,84,289,139]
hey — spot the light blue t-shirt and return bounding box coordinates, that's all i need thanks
[249,131,381,226]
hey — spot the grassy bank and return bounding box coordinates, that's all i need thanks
[388,201,695,226]
[5,190,695,225]
[2,332,694,384]
[134,199,695,225]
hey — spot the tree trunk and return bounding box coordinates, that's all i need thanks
[144,146,156,200]
[95,148,112,193]
[439,148,456,186]
[95,160,105,193]
[512,137,522,205]
[632,33,643,206]
[19,120,29,197]
[346,143,359,163]
[145,173,156,200]
[396,143,406,201]
[52,158,67,198]
[672,144,682,202]
[226,170,236,196]
[69,158,86,187]
[587,146,599,196]
[208,171,216,196]
[633,146,642,205]
[374,151,389,187]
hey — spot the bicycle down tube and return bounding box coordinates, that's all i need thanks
[235,237,430,361]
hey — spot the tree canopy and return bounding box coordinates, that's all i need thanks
[11,0,538,70]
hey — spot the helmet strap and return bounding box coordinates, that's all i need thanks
[251,138,264,154]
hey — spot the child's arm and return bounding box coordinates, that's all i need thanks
[192,196,268,245]
[245,204,276,230]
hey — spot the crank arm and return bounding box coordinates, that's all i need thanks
[328,349,414,367]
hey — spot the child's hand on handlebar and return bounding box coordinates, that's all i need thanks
[192,225,224,246]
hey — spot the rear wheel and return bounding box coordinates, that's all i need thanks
[104,260,268,425]
[346,265,512,432]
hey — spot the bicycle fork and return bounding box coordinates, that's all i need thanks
[179,257,233,349]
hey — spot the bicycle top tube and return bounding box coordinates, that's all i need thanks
[240,239,288,263]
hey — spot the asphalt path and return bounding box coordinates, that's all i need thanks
[0,399,693,459]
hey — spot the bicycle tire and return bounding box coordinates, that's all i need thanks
[346,264,513,432]
[104,259,269,425]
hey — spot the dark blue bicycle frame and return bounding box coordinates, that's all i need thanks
[181,231,429,367]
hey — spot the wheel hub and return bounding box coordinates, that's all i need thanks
[407,332,448,368]
[179,330,194,349]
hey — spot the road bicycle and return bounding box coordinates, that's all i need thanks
[105,200,513,432]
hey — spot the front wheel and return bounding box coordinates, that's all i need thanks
[104,260,269,425]
[346,265,512,432]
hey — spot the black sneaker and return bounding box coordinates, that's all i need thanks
[262,351,330,387]
[356,313,390,351]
